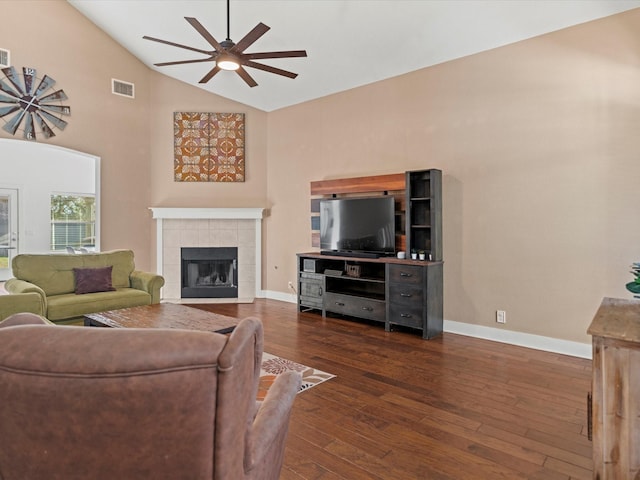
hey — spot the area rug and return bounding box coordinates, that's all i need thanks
[258,352,335,401]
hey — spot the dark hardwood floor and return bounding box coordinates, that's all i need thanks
[189,299,593,480]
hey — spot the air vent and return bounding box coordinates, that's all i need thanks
[0,49,9,68]
[111,78,135,98]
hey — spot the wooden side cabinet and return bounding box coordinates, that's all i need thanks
[587,297,640,479]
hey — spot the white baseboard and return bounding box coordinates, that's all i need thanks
[262,290,296,303]
[262,291,592,359]
[443,319,592,359]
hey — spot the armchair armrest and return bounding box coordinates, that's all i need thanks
[244,370,302,475]
[4,279,47,315]
[129,270,165,304]
[0,311,53,327]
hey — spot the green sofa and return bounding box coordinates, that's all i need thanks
[4,249,164,324]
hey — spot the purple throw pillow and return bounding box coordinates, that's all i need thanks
[73,266,116,295]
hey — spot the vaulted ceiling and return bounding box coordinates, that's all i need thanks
[68,0,640,112]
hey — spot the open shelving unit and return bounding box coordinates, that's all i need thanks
[406,169,442,261]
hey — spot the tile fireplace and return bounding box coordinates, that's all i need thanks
[150,208,264,302]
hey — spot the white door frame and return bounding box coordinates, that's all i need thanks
[0,188,19,281]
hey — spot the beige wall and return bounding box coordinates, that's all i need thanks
[0,1,268,273]
[267,9,640,344]
[148,74,268,210]
[2,2,639,344]
[1,1,153,267]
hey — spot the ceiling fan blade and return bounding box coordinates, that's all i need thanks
[231,23,270,54]
[143,35,212,56]
[155,57,215,67]
[199,65,221,84]
[185,17,224,52]
[236,66,258,88]
[244,60,298,79]
[243,50,307,60]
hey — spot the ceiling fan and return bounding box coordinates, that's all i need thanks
[143,0,307,87]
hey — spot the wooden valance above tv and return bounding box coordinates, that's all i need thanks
[310,173,405,196]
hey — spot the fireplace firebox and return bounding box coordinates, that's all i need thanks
[181,247,238,298]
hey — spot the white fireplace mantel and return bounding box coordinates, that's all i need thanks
[150,207,264,220]
[149,207,265,302]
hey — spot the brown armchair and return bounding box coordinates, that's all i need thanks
[0,314,301,480]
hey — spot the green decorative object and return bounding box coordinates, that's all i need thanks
[627,282,640,294]
[627,262,640,296]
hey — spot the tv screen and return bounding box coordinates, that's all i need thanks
[320,196,395,256]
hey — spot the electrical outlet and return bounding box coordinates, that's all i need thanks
[288,281,294,289]
[496,310,506,324]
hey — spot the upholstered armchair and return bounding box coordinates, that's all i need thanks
[0,314,301,480]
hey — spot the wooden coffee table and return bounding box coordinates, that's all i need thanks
[84,303,239,334]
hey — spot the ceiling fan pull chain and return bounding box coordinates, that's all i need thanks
[226,0,231,41]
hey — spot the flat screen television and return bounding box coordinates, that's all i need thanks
[320,196,395,257]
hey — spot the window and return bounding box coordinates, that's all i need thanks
[51,194,95,251]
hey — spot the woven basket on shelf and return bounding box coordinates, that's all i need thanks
[345,265,361,278]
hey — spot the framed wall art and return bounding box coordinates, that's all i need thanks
[174,112,245,182]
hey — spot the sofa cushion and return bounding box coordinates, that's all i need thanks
[46,288,151,321]
[11,250,136,296]
[74,266,116,294]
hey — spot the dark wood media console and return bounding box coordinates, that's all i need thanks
[297,253,443,339]
[302,168,443,339]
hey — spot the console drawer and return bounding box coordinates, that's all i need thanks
[388,283,424,306]
[388,264,423,285]
[324,292,385,323]
[388,303,424,329]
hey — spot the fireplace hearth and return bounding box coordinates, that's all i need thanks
[181,247,238,299]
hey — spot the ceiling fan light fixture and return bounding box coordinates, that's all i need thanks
[143,0,307,87]
[217,53,240,71]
